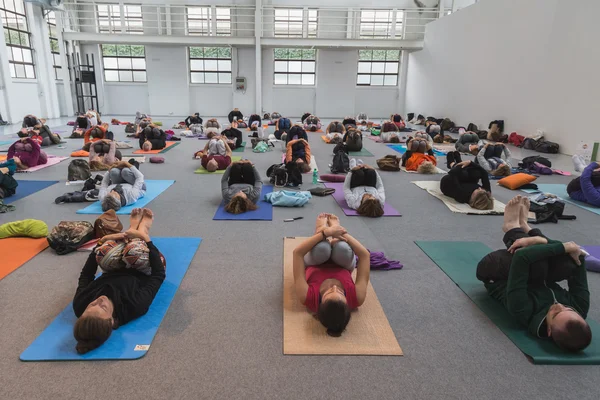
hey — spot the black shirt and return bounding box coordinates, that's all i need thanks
[72,241,166,328]
[139,128,166,150]
[440,163,491,203]
[228,110,243,123]
[185,115,203,126]
[223,127,243,148]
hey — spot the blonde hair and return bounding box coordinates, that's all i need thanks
[224,196,258,214]
[417,161,436,174]
[469,190,494,210]
[89,160,110,171]
[491,164,511,176]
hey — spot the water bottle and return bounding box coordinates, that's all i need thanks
[312,169,318,184]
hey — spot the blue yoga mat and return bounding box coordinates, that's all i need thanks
[20,237,201,361]
[0,140,12,146]
[387,144,447,157]
[213,185,274,220]
[76,180,175,215]
[522,183,600,216]
[5,180,59,204]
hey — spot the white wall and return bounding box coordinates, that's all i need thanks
[405,0,600,155]
[12,82,42,118]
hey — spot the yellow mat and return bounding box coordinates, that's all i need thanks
[283,237,403,356]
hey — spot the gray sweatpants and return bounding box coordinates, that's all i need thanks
[304,240,356,271]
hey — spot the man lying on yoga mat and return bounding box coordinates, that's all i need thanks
[99,160,146,211]
[477,195,591,352]
[222,160,262,214]
[476,142,512,177]
[567,161,600,207]
[440,156,494,210]
[139,126,166,151]
[89,139,122,171]
[293,214,370,336]
[73,208,165,354]
[222,120,243,149]
[325,121,345,143]
[195,135,233,172]
[380,121,402,143]
[455,132,480,155]
[343,164,385,217]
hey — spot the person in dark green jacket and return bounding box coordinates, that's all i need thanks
[478,195,592,352]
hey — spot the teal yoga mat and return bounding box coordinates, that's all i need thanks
[76,180,175,215]
[522,183,600,216]
[415,240,600,365]
[20,237,201,361]
[232,142,246,152]
[348,148,374,157]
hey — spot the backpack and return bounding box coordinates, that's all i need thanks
[94,210,123,239]
[47,221,95,255]
[440,118,455,132]
[522,138,537,150]
[125,123,135,133]
[330,148,350,174]
[376,155,401,171]
[68,159,91,181]
[519,155,551,170]
[535,140,559,154]
[267,163,288,187]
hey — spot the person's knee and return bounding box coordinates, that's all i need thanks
[120,168,136,183]
[331,241,355,270]
[109,168,121,182]
[304,241,332,265]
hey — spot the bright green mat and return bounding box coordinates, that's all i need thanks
[232,142,246,153]
[194,156,242,174]
[416,240,600,365]
[349,148,374,157]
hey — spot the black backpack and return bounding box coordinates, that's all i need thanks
[68,159,91,181]
[267,163,288,187]
[47,221,95,255]
[467,123,478,132]
[535,140,559,154]
[519,155,551,170]
[331,148,350,174]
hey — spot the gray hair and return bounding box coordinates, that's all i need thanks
[101,195,122,212]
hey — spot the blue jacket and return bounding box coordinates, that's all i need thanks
[264,190,311,207]
[569,162,600,206]
[0,159,17,175]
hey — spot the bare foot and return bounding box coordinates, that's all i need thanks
[519,197,532,233]
[138,208,154,235]
[129,208,143,230]
[328,214,340,227]
[315,213,329,234]
[502,196,522,233]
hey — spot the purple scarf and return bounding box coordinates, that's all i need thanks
[369,250,403,270]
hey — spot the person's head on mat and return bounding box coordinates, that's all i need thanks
[206,158,219,172]
[102,191,123,212]
[295,158,312,173]
[225,191,258,214]
[357,193,384,217]
[468,144,479,156]
[250,121,260,131]
[491,164,511,177]
[318,282,351,336]
[74,295,115,354]
[545,303,592,352]
[389,135,400,143]
[142,141,152,152]
[469,188,494,210]
[417,161,436,174]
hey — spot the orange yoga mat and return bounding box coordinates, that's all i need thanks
[310,129,324,133]
[133,141,178,154]
[0,237,48,280]
[0,155,6,161]
[321,135,331,144]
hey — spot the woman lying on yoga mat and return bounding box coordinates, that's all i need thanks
[18,116,58,147]
[274,116,291,140]
[343,164,385,217]
[342,117,357,130]
[195,137,233,172]
[286,138,312,173]
[84,123,114,145]
[282,125,308,144]
[293,213,370,336]
[89,139,122,171]
[343,128,363,152]
[325,121,345,142]
[440,155,494,210]
[185,112,203,127]
[304,115,321,132]
[391,114,406,130]
[356,113,370,132]
[402,136,437,173]
[139,126,166,151]
[7,137,48,170]
[73,208,166,354]
[99,160,146,212]
[477,195,591,352]
[248,114,262,132]
[567,161,600,207]
[476,142,512,176]
[222,120,243,149]
[380,121,402,143]
[222,160,262,214]
[455,132,481,155]
[228,108,244,123]
[71,113,91,138]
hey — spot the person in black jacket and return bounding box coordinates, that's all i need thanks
[185,112,203,127]
[222,120,243,149]
[228,108,244,123]
[343,127,363,152]
[440,152,494,210]
[139,126,166,151]
[73,208,165,354]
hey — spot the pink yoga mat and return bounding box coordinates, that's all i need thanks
[322,182,401,217]
[17,156,68,173]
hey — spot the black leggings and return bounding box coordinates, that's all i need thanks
[285,130,308,144]
[350,169,377,189]
[477,228,575,284]
[225,129,243,148]
[228,163,255,186]
[484,145,503,159]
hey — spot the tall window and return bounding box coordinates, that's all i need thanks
[359,9,403,38]
[274,8,317,38]
[46,11,61,80]
[101,44,146,82]
[357,50,399,86]
[189,47,232,84]
[274,48,316,86]
[97,4,143,34]
[1,0,35,79]
[187,7,231,36]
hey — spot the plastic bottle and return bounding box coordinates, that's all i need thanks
[312,169,318,184]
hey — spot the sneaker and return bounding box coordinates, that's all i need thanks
[357,159,364,166]
[349,158,357,169]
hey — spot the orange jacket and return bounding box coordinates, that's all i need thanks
[286,139,311,164]
[83,124,107,144]
[405,152,437,171]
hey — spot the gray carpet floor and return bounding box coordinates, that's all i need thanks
[0,117,598,400]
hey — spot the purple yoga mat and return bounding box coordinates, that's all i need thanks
[322,182,401,217]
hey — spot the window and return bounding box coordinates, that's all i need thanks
[359,9,403,39]
[357,50,399,86]
[189,47,232,84]
[97,4,143,34]
[101,44,146,82]
[46,11,61,80]
[187,7,231,36]
[273,48,316,86]
[1,0,35,79]
[274,8,317,38]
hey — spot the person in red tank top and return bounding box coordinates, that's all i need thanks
[293,213,371,336]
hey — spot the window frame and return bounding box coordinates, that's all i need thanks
[356,49,400,87]
[359,9,403,39]
[273,8,317,38]
[101,44,147,83]
[1,0,35,79]
[186,6,231,36]
[97,4,143,34]
[273,48,316,86]
[188,46,232,85]
[46,11,61,80]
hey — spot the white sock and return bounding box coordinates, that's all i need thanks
[349,158,357,169]
[572,155,586,172]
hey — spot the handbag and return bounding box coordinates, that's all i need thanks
[94,209,123,238]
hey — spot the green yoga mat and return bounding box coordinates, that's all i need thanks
[194,156,242,174]
[349,148,374,157]
[232,142,246,153]
[416,240,600,365]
